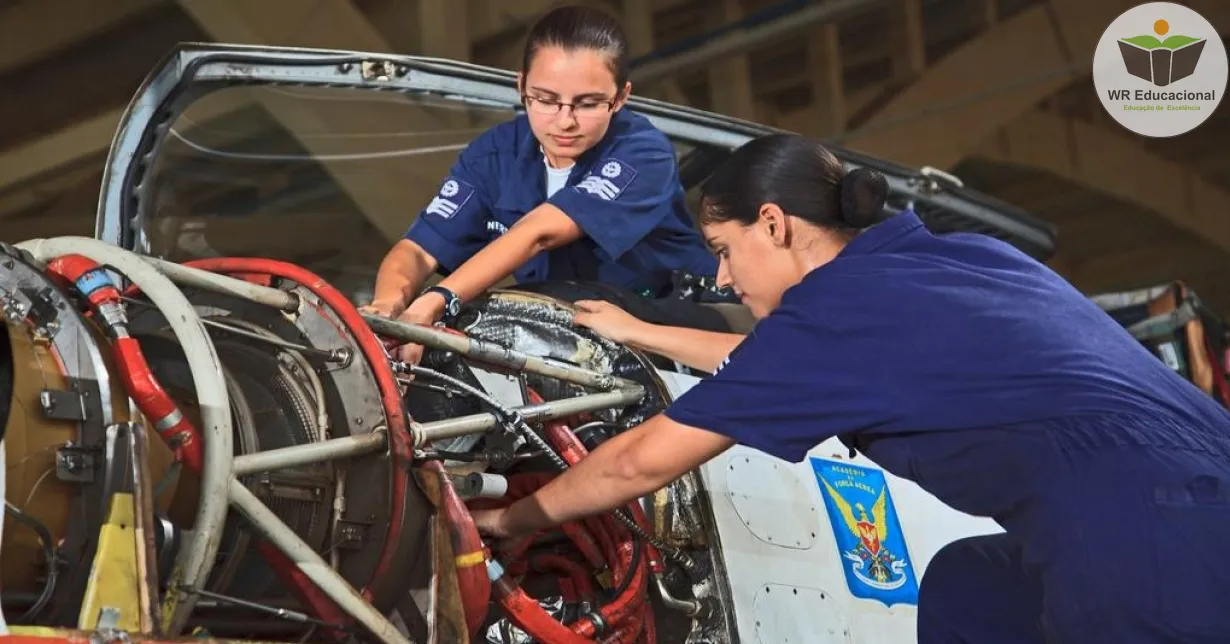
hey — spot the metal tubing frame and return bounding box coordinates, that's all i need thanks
[232,431,388,477]
[363,314,641,392]
[30,243,649,641]
[139,255,299,312]
[226,479,410,644]
[411,387,645,445]
[138,256,639,394]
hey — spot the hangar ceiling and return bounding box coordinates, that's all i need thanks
[0,0,1227,310]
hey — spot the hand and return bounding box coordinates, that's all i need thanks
[359,299,402,318]
[392,294,446,364]
[471,508,514,539]
[572,299,647,345]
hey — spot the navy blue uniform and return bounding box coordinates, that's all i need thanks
[666,211,1230,643]
[404,109,717,296]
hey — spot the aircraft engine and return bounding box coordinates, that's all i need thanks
[0,238,731,644]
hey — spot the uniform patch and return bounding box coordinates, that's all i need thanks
[810,458,919,607]
[425,176,476,219]
[574,158,638,201]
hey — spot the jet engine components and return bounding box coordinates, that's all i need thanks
[0,238,731,644]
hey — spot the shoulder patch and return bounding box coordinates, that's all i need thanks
[425,176,476,219]
[574,158,638,201]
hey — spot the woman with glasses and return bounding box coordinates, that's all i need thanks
[364,5,720,358]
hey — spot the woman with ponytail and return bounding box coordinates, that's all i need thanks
[472,133,1230,644]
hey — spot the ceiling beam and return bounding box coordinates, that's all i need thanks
[0,93,253,217]
[831,0,1138,168]
[0,3,204,150]
[972,109,1230,256]
[0,0,164,77]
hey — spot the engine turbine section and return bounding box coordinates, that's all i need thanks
[0,238,733,644]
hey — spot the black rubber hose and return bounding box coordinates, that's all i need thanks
[5,501,58,623]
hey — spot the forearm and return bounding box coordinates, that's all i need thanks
[501,424,673,536]
[435,227,542,302]
[372,241,437,311]
[627,323,745,372]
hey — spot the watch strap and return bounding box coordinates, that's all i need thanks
[423,285,461,323]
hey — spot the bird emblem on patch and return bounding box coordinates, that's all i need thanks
[811,458,919,607]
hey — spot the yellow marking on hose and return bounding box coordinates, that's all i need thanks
[455,550,487,568]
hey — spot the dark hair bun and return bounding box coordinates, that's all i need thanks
[840,167,889,228]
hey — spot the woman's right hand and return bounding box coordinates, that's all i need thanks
[358,299,402,319]
[572,299,648,345]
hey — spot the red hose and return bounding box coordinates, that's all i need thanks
[45,254,351,630]
[46,255,207,472]
[490,575,593,644]
[181,258,414,608]
[531,553,596,603]
[424,460,491,637]
[112,338,204,473]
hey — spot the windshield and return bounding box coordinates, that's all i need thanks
[144,85,703,303]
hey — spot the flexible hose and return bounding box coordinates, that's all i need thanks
[15,237,234,636]
[423,460,491,637]
[45,254,207,473]
[407,366,656,641]
[4,501,57,623]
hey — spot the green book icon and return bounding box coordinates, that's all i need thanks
[1118,24,1207,86]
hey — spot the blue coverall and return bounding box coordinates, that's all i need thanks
[404,109,717,297]
[665,211,1230,643]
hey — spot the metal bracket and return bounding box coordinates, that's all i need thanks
[56,443,98,483]
[361,59,407,81]
[41,388,88,421]
[334,519,371,551]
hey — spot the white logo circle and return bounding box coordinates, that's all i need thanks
[1093,2,1227,138]
[601,161,621,178]
[440,180,459,197]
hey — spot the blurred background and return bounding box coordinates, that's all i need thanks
[0,0,1227,309]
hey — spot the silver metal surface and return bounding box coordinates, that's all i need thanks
[227,478,412,644]
[410,388,644,445]
[232,431,387,477]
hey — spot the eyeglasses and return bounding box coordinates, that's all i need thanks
[523,95,618,118]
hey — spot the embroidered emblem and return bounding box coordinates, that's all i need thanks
[575,158,638,201]
[425,176,475,219]
[810,458,919,607]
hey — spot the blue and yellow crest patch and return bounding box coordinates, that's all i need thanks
[810,457,919,607]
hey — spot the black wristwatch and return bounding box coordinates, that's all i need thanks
[423,285,461,324]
